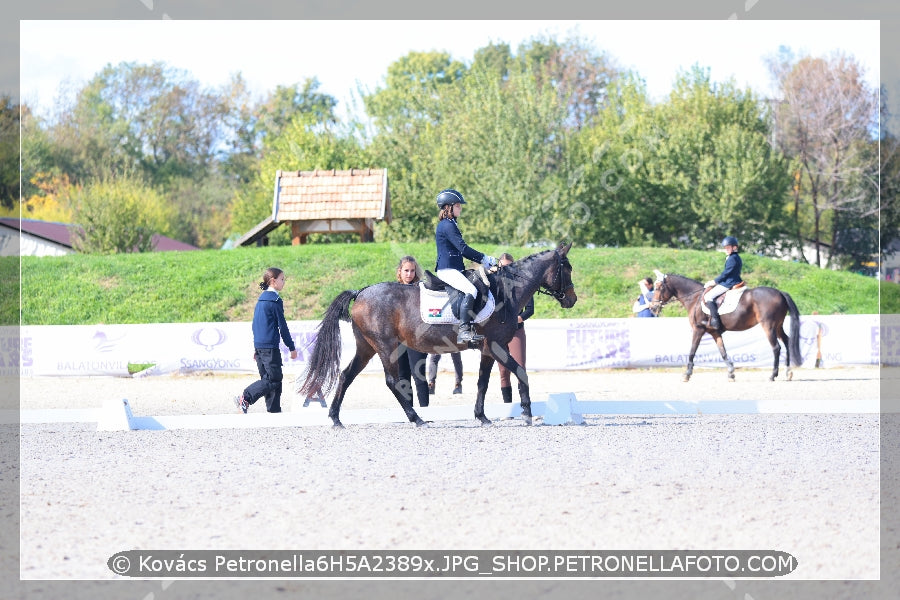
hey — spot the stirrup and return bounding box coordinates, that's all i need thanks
[457,324,484,344]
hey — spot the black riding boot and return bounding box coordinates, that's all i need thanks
[457,294,484,344]
[500,386,513,403]
[706,300,722,331]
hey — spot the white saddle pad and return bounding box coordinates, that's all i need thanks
[701,286,748,316]
[418,283,495,325]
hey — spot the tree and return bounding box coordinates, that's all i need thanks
[363,51,466,132]
[0,95,17,209]
[53,61,229,185]
[3,173,75,222]
[41,62,245,248]
[229,112,365,243]
[428,61,576,245]
[658,69,791,250]
[767,50,879,267]
[516,33,618,130]
[19,103,58,203]
[256,78,338,142]
[572,68,790,250]
[880,86,900,263]
[70,176,174,254]
[361,40,618,245]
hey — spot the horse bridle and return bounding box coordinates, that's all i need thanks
[536,251,573,302]
[649,279,703,314]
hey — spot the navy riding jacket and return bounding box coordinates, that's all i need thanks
[517,295,535,329]
[435,218,485,271]
[251,290,296,351]
[714,252,743,289]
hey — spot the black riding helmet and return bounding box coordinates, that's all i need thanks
[721,236,738,247]
[436,188,466,208]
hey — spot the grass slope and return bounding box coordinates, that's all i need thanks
[10,242,894,325]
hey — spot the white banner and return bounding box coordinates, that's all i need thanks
[2,314,884,378]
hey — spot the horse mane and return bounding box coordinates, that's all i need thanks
[665,273,701,284]
[518,248,557,267]
[488,248,557,323]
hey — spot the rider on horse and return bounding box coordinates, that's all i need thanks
[433,188,497,344]
[703,235,743,331]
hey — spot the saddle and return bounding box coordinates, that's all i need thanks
[419,269,495,324]
[701,281,747,316]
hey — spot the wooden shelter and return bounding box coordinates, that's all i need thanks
[236,168,390,246]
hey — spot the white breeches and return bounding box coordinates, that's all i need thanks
[704,284,729,303]
[435,268,477,297]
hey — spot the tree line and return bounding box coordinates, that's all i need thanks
[4,34,892,270]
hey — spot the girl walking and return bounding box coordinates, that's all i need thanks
[234,267,297,413]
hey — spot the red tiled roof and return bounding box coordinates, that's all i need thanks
[274,168,391,222]
[0,218,199,252]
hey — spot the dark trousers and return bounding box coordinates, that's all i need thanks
[397,345,430,407]
[243,347,284,413]
[427,352,463,383]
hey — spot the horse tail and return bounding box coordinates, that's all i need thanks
[782,291,802,367]
[297,289,359,397]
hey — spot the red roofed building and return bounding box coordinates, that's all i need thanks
[0,218,199,256]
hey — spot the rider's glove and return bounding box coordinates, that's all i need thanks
[481,255,498,269]
[704,280,716,288]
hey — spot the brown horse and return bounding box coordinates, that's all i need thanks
[297,242,577,428]
[650,272,801,382]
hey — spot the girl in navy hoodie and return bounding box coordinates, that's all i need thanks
[234,267,297,413]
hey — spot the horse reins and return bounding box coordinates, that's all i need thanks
[650,281,703,313]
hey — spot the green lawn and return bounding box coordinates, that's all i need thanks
[7,242,893,326]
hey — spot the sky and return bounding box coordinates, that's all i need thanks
[20,20,881,123]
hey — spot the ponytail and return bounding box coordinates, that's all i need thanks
[259,267,283,291]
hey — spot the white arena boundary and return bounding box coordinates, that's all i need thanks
[7,391,880,431]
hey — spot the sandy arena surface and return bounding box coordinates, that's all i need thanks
[8,365,898,599]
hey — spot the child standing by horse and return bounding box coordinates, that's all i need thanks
[234,267,297,413]
[395,255,430,407]
[433,188,497,344]
[495,253,535,403]
[632,276,656,318]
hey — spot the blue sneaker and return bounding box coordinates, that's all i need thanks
[233,394,249,414]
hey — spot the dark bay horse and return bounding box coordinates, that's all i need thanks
[297,242,577,428]
[650,272,801,382]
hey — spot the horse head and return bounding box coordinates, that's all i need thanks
[649,269,672,316]
[649,272,704,316]
[537,242,577,308]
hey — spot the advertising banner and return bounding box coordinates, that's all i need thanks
[2,314,884,378]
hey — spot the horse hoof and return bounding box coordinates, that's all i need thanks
[787,371,793,381]
[522,416,533,426]
[682,376,691,383]
[415,418,428,427]
[479,418,493,427]
[331,422,345,430]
